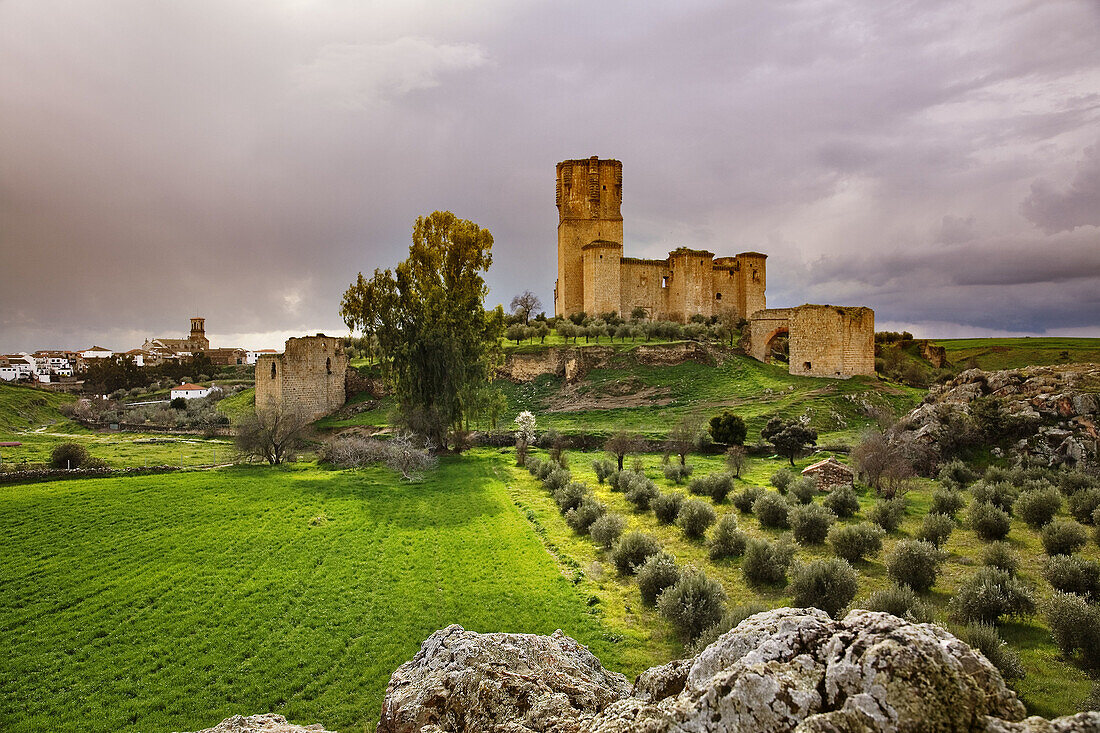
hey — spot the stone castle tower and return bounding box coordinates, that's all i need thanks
[554,157,767,322]
[555,157,624,318]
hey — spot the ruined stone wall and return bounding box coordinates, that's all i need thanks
[747,308,794,362]
[556,158,623,317]
[788,305,875,378]
[255,335,348,423]
[582,241,623,316]
[711,260,743,320]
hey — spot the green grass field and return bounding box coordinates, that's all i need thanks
[933,337,1100,371]
[0,454,656,733]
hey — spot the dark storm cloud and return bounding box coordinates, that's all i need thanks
[1,0,1099,351]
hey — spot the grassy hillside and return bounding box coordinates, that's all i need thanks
[0,455,655,733]
[330,352,923,443]
[934,337,1100,371]
[0,383,75,431]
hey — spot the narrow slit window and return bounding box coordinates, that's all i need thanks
[270,363,277,379]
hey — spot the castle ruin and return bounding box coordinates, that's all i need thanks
[255,335,347,423]
[554,157,875,379]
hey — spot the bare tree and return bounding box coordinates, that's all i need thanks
[235,408,311,465]
[510,290,542,326]
[725,445,747,477]
[851,428,914,495]
[665,418,704,466]
[604,431,640,471]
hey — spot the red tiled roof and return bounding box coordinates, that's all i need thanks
[172,383,206,391]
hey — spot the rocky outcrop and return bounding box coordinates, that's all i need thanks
[179,713,335,733]
[898,365,1100,470]
[378,609,1100,733]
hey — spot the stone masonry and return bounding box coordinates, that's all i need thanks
[255,335,347,423]
[554,157,765,322]
[553,156,875,379]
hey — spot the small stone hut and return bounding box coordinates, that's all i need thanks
[801,457,854,492]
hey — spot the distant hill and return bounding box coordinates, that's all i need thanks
[0,383,74,432]
[932,337,1100,371]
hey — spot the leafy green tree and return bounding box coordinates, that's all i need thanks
[761,417,818,466]
[340,269,394,365]
[708,411,747,445]
[357,211,505,450]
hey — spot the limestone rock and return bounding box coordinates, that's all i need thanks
[377,624,632,733]
[379,610,1100,732]
[179,713,334,733]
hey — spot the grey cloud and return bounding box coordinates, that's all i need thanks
[1021,142,1100,233]
[1,0,1100,351]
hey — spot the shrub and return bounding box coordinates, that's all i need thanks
[886,540,943,592]
[624,473,659,511]
[525,456,542,475]
[950,567,1035,624]
[968,501,1011,541]
[732,486,764,514]
[611,531,662,574]
[753,492,790,529]
[789,476,818,505]
[554,481,590,513]
[637,551,680,606]
[1068,488,1100,524]
[828,522,885,563]
[170,396,187,410]
[789,558,858,616]
[930,487,965,517]
[592,458,615,484]
[789,503,836,545]
[971,481,1018,514]
[657,566,727,641]
[689,472,733,503]
[869,497,906,532]
[1042,519,1088,556]
[536,460,555,480]
[858,585,933,622]
[590,513,626,550]
[1059,470,1099,496]
[688,603,768,655]
[917,513,955,548]
[770,468,794,494]
[823,484,860,518]
[709,514,748,560]
[49,442,91,469]
[742,537,794,586]
[543,467,571,494]
[564,497,606,534]
[939,458,978,487]
[662,462,694,484]
[957,623,1025,680]
[678,499,717,540]
[1044,592,1100,668]
[984,465,1012,484]
[1015,486,1063,529]
[983,542,1020,575]
[652,492,684,525]
[1043,555,1100,601]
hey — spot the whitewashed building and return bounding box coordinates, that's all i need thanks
[170,382,211,400]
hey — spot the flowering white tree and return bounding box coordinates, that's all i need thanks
[514,411,537,466]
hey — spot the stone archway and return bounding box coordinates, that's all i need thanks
[764,327,789,364]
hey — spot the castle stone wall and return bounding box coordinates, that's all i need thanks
[747,308,795,362]
[619,258,667,319]
[255,335,348,423]
[582,241,623,316]
[556,158,623,317]
[787,305,875,378]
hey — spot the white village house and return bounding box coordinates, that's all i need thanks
[170,382,211,400]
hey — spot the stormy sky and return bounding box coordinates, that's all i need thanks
[1,0,1098,352]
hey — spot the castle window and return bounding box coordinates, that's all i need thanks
[270,363,276,379]
[326,357,332,375]
[716,292,722,300]
[804,362,812,371]
[661,277,668,288]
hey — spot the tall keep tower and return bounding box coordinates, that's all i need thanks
[555,157,623,317]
